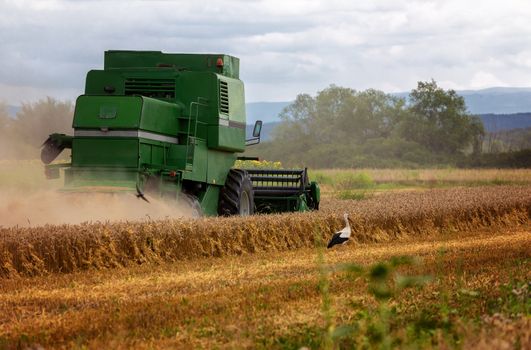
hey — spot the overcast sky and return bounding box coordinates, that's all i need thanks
[1,0,531,105]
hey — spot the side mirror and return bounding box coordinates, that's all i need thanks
[252,120,262,138]
[246,120,263,146]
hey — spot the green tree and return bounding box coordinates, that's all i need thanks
[265,93,317,165]
[257,85,408,167]
[313,85,357,144]
[303,85,404,145]
[254,81,486,168]
[400,80,484,155]
[351,89,406,140]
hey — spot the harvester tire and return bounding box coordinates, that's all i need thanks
[219,169,254,216]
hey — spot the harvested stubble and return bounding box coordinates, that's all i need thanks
[1,186,529,278]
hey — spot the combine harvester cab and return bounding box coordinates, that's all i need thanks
[41,50,319,216]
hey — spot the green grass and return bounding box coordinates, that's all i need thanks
[310,168,531,191]
[277,255,530,350]
[338,190,371,201]
[1,161,529,194]
[308,168,531,200]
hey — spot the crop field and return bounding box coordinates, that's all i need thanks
[1,185,529,278]
[0,164,530,349]
[310,168,531,198]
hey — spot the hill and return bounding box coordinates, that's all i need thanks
[480,113,531,132]
[458,87,531,113]
[246,101,290,125]
[393,87,531,114]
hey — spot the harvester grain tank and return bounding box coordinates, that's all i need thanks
[41,50,320,216]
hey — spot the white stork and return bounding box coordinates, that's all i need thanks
[327,213,351,248]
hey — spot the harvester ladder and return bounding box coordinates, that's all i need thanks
[185,98,208,171]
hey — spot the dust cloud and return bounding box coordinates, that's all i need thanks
[0,190,194,228]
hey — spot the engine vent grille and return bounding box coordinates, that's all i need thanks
[219,80,229,115]
[124,78,175,99]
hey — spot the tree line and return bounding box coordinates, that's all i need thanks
[1,83,529,167]
[252,80,530,168]
[0,98,73,160]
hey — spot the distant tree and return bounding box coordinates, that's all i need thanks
[306,85,405,144]
[268,93,317,164]
[14,97,73,149]
[312,85,357,144]
[276,93,316,142]
[0,97,73,159]
[275,85,406,144]
[400,80,484,155]
[0,102,9,128]
[257,85,409,167]
[351,89,406,140]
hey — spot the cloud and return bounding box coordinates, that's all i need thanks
[470,72,506,89]
[1,0,531,104]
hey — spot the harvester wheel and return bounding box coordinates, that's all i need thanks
[219,169,254,216]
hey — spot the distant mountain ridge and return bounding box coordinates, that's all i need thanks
[245,102,290,125]
[480,113,531,132]
[412,87,531,114]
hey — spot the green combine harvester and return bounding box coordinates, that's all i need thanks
[41,50,319,216]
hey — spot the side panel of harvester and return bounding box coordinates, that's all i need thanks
[65,51,248,215]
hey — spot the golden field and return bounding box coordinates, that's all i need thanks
[0,226,529,349]
[1,186,529,278]
[0,163,530,349]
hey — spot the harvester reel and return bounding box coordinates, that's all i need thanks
[218,169,254,216]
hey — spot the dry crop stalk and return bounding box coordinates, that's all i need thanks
[0,186,529,278]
